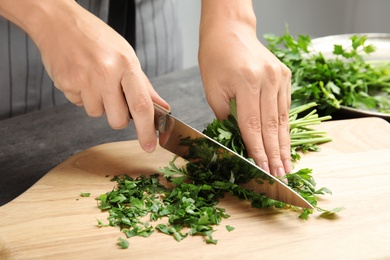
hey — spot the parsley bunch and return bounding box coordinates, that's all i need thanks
[265,29,390,115]
[169,100,334,218]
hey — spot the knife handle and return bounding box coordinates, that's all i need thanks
[153,103,171,133]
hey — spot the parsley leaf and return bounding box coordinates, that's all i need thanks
[117,237,129,249]
[225,225,235,232]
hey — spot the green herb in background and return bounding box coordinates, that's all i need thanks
[265,28,390,114]
[96,101,337,247]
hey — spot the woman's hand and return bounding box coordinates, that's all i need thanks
[1,0,168,153]
[199,0,292,177]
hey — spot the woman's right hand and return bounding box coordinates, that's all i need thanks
[0,0,169,153]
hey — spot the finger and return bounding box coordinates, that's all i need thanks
[101,82,131,129]
[63,92,84,107]
[209,95,231,120]
[203,83,231,120]
[279,77,292,174]
[235,90,270,174]
[56,81,84,106]
[260,86,285,177]
[143,74,170,111]
[122,69,157,153]
[80,89,105,118]
[277,88,291,175]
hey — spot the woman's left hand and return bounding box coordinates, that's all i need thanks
[198,2,292,177]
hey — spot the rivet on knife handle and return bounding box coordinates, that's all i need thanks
[154,103,171,133]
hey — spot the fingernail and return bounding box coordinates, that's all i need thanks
[277,166,286,177]
[143,142,156,153]
[261,162,270,173]
[283,159,292,174]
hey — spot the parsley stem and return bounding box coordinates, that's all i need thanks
[290,130,328,138]
[291,137,332,146]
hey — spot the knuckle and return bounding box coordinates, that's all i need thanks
[109,116,130,130]
[55,79,74,93]
[246,116,262,131]
[249,146,267,162]
[262,63,278,85]
[87,109,104,118]
[264,118,278,134]
[262,62,292,85]
[279,143,290,154]
[133,97,152,114]
[267,149,281,161]
[278,113,289,126]
[281,64,292,79]
[85,103,105,118]
[240,66,260,87]
[118,52,140,72]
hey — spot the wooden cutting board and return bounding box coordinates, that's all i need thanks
[1,117,390,260]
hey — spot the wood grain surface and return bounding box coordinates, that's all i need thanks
[1,117,390,260]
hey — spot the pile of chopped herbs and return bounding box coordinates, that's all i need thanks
[96,101,341,248]
[264,28,390,115]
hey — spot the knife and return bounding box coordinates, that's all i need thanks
[153,103,313,209]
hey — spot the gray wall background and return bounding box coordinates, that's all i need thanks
[176,0,390,69]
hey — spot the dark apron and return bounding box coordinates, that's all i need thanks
[107,0,136,50]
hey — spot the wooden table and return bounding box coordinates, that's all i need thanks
[1,117,389,260]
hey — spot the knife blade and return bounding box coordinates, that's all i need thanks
[153,103,313,209]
